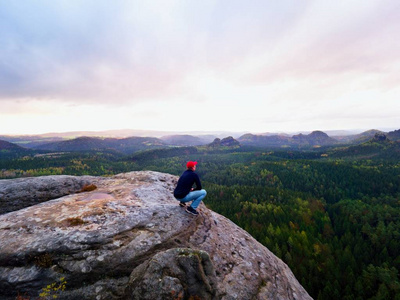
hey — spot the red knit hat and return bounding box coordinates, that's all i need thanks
[186,161,198,169]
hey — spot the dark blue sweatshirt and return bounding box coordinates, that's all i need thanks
[173,169,202,199]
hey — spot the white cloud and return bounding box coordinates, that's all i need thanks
[0,0,399,134]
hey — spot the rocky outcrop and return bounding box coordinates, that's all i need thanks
[0,175,93,215]
[371,132,388,142]
[126,248,218,299]
[292,131,337,146]
[0,171,312,300]
[208,136,240,148]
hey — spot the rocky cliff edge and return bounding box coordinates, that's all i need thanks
[0,171,312,300]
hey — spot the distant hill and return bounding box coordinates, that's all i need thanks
[0,135,65,148]
[0,140,27,151]
[160,135,206,146]
[327,133,400,160]
[33,137,109,152]
[3,129,246,139]
[39,129,177,138]
[33,136,167,154]
[238,134,292,147]
[207,136,240,148]
[0,140,34,158]
[333,129,385,144]
[2,128,398,153]
[258,132,291,137]
[107,136,167,154]
[292,131,338,146]
[238,131,337,148]
[387,129,400,141]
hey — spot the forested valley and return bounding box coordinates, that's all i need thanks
[1,142,399,299]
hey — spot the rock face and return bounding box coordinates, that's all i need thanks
[0,175,93,215]
[208,136,240,148]
[126,248,218,299]
[0,171,312,300]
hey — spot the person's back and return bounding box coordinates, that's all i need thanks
[174,169,202,199]
[173,161,206,216]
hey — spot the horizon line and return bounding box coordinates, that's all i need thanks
[1,127,398,138]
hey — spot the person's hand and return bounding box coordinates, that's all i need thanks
[190,188,194,191]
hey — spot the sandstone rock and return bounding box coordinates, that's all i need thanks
[208,136,240,148]
[0,171,312,299]
[0,175,94,215]
[126,248,218,299]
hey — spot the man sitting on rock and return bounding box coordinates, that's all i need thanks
[173,161,207,216]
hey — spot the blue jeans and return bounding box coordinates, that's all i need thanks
[176,189,207,209]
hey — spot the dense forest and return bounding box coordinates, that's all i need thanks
[1,141,399,299]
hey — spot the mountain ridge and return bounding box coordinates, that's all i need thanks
[31,136,166,154]
[0,139,27,151]
[326,132,400,160]
[1,128,399,155]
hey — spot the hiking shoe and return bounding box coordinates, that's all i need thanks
[185,206,199,216]
[179,202,186,207]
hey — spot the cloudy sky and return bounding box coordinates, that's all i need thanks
[1,0,399,135]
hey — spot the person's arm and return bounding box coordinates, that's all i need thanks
[193,173,202,190]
